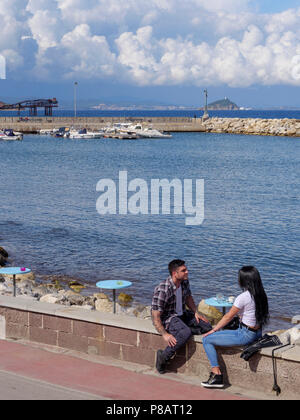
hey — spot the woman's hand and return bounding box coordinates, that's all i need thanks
[202,329,217,339]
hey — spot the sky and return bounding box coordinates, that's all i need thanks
[1,0,300,108]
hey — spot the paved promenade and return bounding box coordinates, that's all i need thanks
[0,339,251,401]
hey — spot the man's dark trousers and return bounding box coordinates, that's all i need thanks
[162,312,194,361]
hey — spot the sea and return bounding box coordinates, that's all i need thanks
[0,109,299,331]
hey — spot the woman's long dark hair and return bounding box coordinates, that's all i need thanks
[238,266,269,327]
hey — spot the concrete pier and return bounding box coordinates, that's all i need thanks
[0,116,300,137]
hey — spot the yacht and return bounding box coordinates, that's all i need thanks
[67,128,103,139]
[0,129,23,141]
[129,125,172,139]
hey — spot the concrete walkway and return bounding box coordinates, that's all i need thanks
[0,339,252,401]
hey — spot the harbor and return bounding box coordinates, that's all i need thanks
[1,116,300,137]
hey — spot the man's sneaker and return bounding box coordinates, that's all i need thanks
[201,372,224,388]
[156,350,167,374]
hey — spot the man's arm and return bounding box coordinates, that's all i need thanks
[152,310,177,347]
[185,295,209,323]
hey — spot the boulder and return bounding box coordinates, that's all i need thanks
[118,292,133,307]
[0,247,8,267]
[132,305,152,319]
[60,290,86,306]
[40,294,60,304]
[197,299,223,324]
[0,247,8,258]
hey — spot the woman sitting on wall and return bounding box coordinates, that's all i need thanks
[201,266,270,389]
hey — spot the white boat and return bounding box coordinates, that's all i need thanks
[39,128,54,135]
[117,130,139,140]
[129,125,172,139]
[0,129,23,141]
[67,128,103,139]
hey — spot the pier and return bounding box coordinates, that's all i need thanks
[0,116,300,137]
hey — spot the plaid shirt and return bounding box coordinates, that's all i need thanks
[151,275,192,330]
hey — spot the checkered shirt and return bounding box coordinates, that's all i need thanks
[151,275,192,330]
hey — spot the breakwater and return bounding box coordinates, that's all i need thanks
[1,116,300,136]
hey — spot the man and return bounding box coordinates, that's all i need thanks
[151,259,212,374]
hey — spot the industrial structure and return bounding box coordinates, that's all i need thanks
[0,98,58,116]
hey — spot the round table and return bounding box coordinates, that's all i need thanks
[96,280,132,314]
[205,297,233,316]
[0,267,31,297]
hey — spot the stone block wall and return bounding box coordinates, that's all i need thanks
[0,296,299,399]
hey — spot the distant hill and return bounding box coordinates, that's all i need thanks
[202,98,239,110]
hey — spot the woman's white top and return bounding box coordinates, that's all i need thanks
[234,291,257,327]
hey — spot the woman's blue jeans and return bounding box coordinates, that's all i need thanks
[202,326,262,368]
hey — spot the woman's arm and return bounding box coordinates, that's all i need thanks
[202,306,240,337]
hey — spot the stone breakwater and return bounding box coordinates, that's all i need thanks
[0,116,300,136]
[202,117,300,137]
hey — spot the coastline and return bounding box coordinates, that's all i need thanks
[1,116,300,137]
[0,245,296,333]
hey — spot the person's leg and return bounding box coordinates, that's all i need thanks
[163,316,192,360]
[201,328,260,387]
[156,316,192,374]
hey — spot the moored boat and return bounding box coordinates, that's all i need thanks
[0,129,23,141]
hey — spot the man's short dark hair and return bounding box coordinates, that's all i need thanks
[168,259,186,275]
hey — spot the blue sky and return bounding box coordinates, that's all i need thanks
[1,0,300,108]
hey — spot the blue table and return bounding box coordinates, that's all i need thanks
[96,280,132,313]
[0,267,31,297]
[205,297,233,316]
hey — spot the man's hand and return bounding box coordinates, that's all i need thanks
[195,312,210,324]
[163,333,177,347]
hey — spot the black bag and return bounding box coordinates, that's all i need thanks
[223,316,240,330]
[240,334,282,361]
[188,318,213,335]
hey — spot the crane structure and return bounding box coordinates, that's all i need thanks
[0,98,58,116]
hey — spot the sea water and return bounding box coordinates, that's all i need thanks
[0,131,299,330]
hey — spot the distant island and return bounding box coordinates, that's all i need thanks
[201,97,240,111]
[92,97,240,111]
[91,103,199,111]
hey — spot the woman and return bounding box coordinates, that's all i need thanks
[201,266,269,389]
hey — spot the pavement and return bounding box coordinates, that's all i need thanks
[0,339,257,401]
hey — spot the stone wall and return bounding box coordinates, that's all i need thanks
[0,295,299,399]
[1,116,300,136]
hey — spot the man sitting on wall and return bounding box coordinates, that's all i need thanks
[151,259,211,374]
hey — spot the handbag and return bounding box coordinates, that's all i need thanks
[188,318,213,335]
[223,316,240,330]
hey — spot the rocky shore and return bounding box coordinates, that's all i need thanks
[202,117,300,137]
[0,245,225,324]
[1,246,299,337]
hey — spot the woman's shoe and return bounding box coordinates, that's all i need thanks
[201,372,224,388]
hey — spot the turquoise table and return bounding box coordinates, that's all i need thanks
[96,280,132,313]
[0,267,31,297]
[205,297,233,316]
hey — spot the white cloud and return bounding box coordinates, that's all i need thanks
[1,0,300,87]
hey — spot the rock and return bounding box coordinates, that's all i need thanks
[40,294,60,304]
[118,292,133,307]
[0,247,8,259]
[95,296,113,313]
[197,299,223,324]
[68,281,86,293]
[60,290,86,306]
[132,305,152,319]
